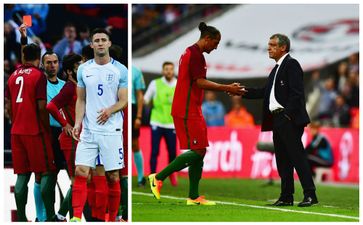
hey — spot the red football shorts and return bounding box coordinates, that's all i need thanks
[59,132,78,176]
[173,116,209,150]
[11,133,56,174]
[61,143,77,177]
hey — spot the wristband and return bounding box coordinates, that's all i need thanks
[20,37,28,45]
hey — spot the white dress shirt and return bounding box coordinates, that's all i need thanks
[269,53,289,112]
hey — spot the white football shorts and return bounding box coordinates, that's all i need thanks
[75,129,125,171]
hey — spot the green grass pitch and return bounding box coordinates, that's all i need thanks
[132,176,359,222]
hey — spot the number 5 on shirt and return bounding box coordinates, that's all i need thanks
[97,84,103,96]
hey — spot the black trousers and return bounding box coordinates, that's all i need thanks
[272,112,316,199]
[150,126,177,173]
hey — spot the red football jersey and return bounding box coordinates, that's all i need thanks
[51,81,77,125]
[171,44,206,119]
[6,64,47,135]
[50,81,77,149]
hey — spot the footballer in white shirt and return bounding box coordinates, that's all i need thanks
[71,28,127,222]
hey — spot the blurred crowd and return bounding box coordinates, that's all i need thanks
[132,4,225,52]
[200,53,359,129]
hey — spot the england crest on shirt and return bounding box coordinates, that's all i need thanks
[106,73,115,86]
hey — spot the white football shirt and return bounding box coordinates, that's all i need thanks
[77,58,128,135]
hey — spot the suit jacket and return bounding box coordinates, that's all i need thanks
[244,54,310,131]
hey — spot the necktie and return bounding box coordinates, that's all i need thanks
[267,64,279,91]
[271,64,279,78]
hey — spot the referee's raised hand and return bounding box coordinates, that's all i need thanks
[18,23,27,38]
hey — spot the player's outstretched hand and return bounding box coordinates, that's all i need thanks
[97,108,112,125]
[72,124,81,142]
[226,83,247,96]
[63,123,73,137]
[18,23,27,38]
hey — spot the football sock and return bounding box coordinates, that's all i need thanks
[72,176,88,219]
[58,186,72,217]
[108,180,121,222]
[156,150,203,181]
[87,179,95,209]
[93,175,108,221]
[14,173,31,221]
[188,158,204,199]
[40,173,56,220]
[133,151,144,182]
[34,181,47,221]
[119,177,128,220]
[68,185,73,218]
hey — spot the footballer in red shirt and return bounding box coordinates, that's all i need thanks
[46,53,82,221]
[47,54,82,177]
[5,43,56,221]
[149,22,245,205]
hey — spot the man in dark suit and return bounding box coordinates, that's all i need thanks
[242,34,318,207]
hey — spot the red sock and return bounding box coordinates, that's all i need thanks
[72,176,88,219]
[107,180,121,222]
[87,179,95,209]
[93,176,108,220]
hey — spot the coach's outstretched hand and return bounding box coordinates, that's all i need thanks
[226,83,247,96]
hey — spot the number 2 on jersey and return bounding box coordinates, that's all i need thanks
[97,84,103,96]
[15,76,24,103]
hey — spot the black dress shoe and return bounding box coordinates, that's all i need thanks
[297,196,318,207]
[268,199,293,206]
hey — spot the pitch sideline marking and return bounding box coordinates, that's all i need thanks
[133,191,359,221]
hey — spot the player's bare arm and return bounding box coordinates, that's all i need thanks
[97,87,128,125]
[72,87,86,141]
[134,89,144,129]
[196,78,247,96]
[18,24,28,64]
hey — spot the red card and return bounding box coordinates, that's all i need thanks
[23,15,32,27]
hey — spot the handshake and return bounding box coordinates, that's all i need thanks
[225,82,247,96]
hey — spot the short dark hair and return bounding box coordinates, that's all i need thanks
[62,53,82,72]
[64,22,76,29]
[162,61,174,68]
[23,43,41,62]
[198,22,220,39]
[90,28,110,41]
[41,50,58,63]
[270,33,290,52]
[81,45,94,61]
